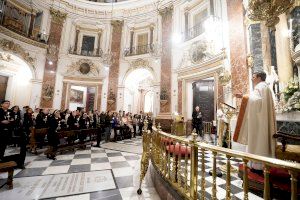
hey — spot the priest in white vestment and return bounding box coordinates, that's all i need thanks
[233,71,276,171]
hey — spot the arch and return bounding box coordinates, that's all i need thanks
[121,59,158,86]
[0,39,37,79]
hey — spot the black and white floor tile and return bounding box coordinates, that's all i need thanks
[0,136,264,200]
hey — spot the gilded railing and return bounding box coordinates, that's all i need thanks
[138,121,300,200]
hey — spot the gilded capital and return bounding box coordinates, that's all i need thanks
[111,20,124,29]
[159,5,173,19]
[50,8,67,25]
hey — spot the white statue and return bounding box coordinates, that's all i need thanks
[265,66,279,101]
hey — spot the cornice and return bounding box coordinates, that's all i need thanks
[0,26,48,49]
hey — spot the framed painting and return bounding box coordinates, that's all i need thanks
[70,89,84,103]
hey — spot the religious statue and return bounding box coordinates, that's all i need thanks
[265,66,279,101]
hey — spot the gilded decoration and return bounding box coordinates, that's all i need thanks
[0,39,35,66]
[65,59,100,77]
[0,52,12,62]
[159,5,173,19]
[111,20,124,29]
[247,0,295,27]
[189,40,211,64]
[50,8,67,25]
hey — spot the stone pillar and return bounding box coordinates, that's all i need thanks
[97,84,102,111]
[184,10,189,40]
[40,9,66,108]
[107,20,123,111]
[28,13,35,37]
[275,13,293,84]
[97,31,102,56]
[156,6,173,133]
[260,23,272,70]
[60,82,67,110]
[178,80,182,114]
[130,29,134,53]
[248,23,264,72]
[150,26,154,47]
[226,0,249,107]
[159,6,173,114]
[74,29,80,53]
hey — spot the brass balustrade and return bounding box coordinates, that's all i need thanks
[138,122,300,200]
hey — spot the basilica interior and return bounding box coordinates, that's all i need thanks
[0,0,299,199]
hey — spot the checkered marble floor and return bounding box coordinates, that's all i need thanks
[0,136,264,200]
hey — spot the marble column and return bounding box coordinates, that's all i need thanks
[184,10,189,40]
[249,23,264,72]
[40,9,66,108]
[28,13,35,37]
[74,29,80,53]
[130,29,134,53]
[275,13,293,83]
[260,23,272,71]
[226,0,249,107]
[60,82,67,110]
[177,80,182,114]
[107,20,123,111]
[159,6,173,114]
[97,31,102,56]
[97,84,102,111]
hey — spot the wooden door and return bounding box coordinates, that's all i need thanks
[0,75,8,102]
[192,79,214,122]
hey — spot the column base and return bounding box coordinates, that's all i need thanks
[155,113,172,133]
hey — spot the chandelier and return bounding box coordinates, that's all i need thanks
[247,0,295,27]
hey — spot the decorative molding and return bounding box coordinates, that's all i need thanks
[0,26,48,49]
[159,5,174,19]
[50,8,67,25]
[0,39,36,66]
[111,20,124,29]
[189,40,213,65]
[64,59,102,77]
[76,25,102,33]
[0,52,12,62]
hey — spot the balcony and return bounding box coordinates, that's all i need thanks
[124,44,153,57]
[69,47,103,58]
[185,22,205,41]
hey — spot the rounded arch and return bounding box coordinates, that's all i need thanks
[121,63,158,86]
[0,51,37,79]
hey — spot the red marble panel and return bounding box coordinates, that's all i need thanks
[107,21,123,112]
[177,80,182,114]
[226,0,249,107]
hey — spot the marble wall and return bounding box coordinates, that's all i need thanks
[249,23,263,72]
[226,0,249,104]
[107,21,123,111]
[40,10,66,108]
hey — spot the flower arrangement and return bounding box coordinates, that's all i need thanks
[283,79,299,102]
[282,79,300,112]
[283,91,300,112]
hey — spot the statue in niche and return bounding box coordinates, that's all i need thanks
[265,66,279,101]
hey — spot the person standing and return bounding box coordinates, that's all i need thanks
[46,110,61,160]
[0,100,13,161]
[234,71,276,172]
[192,106,203,137]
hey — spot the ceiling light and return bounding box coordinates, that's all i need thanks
[48,61,53,65]
[172,33,182,45]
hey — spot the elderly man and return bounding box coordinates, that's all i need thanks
[192,106,203,137]
[234,71,276,172]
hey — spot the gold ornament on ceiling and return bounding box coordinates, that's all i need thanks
[247,0,295,28]
[65,59,100,76]
[0,39,36,66]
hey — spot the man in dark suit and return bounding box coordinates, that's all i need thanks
[0,100,12,161]
[192,106,203,137]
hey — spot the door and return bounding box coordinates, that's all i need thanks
[0,75,8,102]
[192,79,214,122]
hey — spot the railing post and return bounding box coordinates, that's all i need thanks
[190,131,198,200]
[289,170,298,200]
[263,165,271,200]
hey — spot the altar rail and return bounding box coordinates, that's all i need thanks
[145,124,300,200]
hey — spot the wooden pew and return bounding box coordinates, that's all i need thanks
[0,161,17,189]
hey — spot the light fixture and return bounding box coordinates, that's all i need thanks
[48,60,53,65]
[172,33,182,45]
